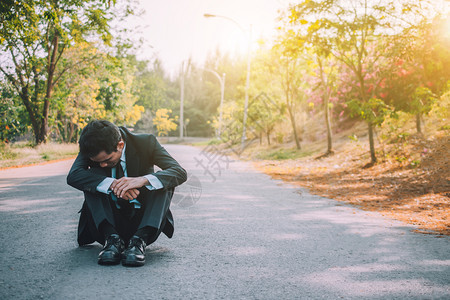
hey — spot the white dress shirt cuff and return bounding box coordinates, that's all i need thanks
[144,174,163,190]
[96,177,115,194]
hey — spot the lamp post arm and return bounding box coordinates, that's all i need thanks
[203,13,247,35]
[203,68,223,86]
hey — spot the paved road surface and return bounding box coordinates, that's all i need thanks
[0,144,449,299]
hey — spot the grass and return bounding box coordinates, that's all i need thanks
[191,138,221,147]
[0,141,78,169]
[256,147,317,160]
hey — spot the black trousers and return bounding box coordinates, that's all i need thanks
[77,188,174,246]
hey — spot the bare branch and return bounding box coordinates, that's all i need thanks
[8,47,26,88]
[0,66,21,95]
[52,53,100,87]
[54,43,66,67]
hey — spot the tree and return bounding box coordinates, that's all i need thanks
[411,87,438,133]
[247,92,284,145]
[385,15,450,133]
[316,55,336,155]
[132,58,179,133]
[135,59,171,112]
[51,42,144,142]
[0,81,27,142]
[287,0,436,164]
[194,49,250,138]
[152,108,177,137]
[271,39,306,150]
[246,48,285,145]
[278,8,339,155]
[0,0,113,144]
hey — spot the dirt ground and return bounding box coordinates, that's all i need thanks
[253,133,450,236]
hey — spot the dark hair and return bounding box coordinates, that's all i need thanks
[79,120,122,157]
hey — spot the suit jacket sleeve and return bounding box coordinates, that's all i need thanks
[148,135,187,189]
[66,152,108,193]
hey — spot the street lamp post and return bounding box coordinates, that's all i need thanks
[179,61,185,139]
[204,13,251,152]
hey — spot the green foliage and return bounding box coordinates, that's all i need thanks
[50,43,144,142]
[395,156,407,163]
[348,134,358,142]
[184,106,214,137]
[1,0,448,167]
[400,16,450,98]
[411,87,437,116]
[410,160,421,168]
[212,101,243,144]
[134,59,173,114]
[396,132,411,142]
[208,139,222,145]
[0,82,28,142]
[97,80,123,111]
[276,132,285,144]
[263,42,307,149]
[246,92,284,144]
[0,0,115,144]
[347,97,393,126]
[280,0,441,163]
[256,148,315,160]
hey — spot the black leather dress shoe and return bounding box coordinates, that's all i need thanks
[122,236,146,267]
[98,234,125,265]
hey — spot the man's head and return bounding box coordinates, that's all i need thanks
[79,120,124,168]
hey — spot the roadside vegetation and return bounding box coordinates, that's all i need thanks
[0,142,78,169]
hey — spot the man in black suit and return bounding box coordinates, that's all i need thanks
[67,120,187,267]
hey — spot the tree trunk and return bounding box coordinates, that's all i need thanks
[416,113,422,134]
[38,35,59,144]
[288,106,301,150]
[325,104,333,154]
[266,129,271,146]
[68,122,75,143]
[283,59,300,150]
[19,88,41,144]
[74,125,79,143]
[368,122,377,164]
[61,119,68,142]
[318,58,333,154]
[320,68,333,154]
[35,126,47,144]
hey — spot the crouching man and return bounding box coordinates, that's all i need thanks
[67,120,187,267]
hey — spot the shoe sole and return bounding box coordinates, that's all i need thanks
[121,259,145,267]
[98,258,121,265]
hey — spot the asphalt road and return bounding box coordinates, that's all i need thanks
[0,144,449,299]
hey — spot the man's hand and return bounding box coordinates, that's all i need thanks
[110,177,149,199]
[120,188,140,201]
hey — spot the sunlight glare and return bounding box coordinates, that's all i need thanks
[443,16,450,39]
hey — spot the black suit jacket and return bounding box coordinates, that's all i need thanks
[67,127,187,237]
